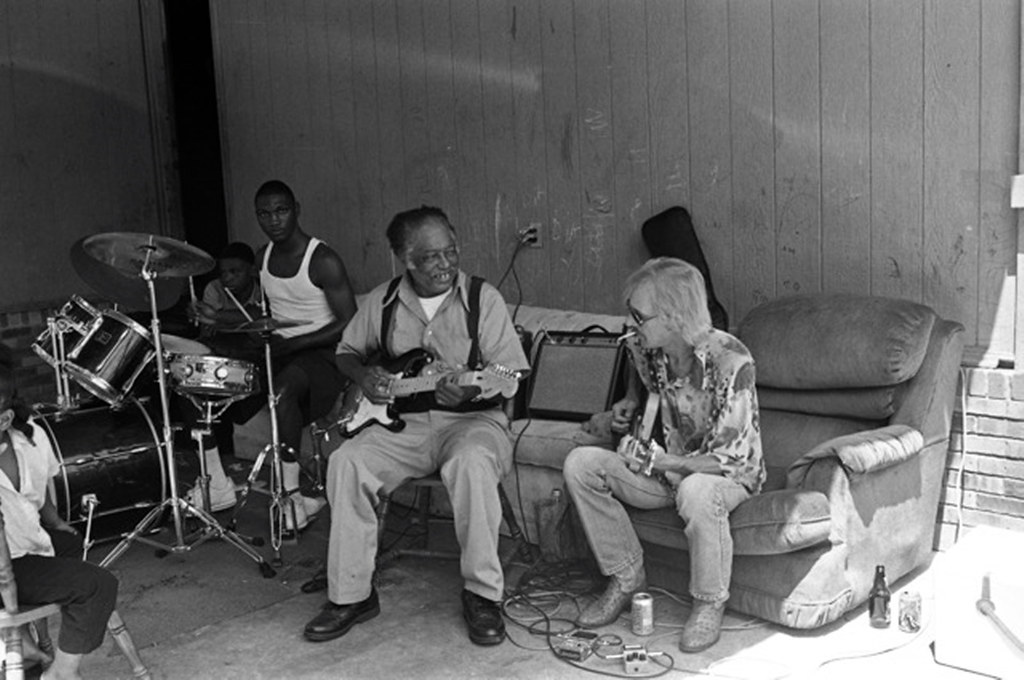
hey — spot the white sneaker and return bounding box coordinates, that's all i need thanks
[283,493,327,532]
[187,476,237,512]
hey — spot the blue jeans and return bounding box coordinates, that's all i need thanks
[563,446,750,604]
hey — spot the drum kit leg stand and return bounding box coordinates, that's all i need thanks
[95,247,276,577]
[226,326,302,568]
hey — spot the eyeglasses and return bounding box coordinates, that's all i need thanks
[411,246,459,268]
[628,306,659,328]
[255,206,293,221]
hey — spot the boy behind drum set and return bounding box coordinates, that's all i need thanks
[170,241,265,513]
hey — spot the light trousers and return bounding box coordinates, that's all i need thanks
[325,409,512,604]
[563,446,750,603]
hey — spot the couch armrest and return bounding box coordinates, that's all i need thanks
[786,425,924,488]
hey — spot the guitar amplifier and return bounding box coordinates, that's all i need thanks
[523,331,628,421]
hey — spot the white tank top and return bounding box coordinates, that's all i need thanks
[260,237,334,339]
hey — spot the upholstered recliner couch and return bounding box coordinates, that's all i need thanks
[505,294,964,629]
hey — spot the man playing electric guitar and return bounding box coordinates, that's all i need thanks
[334,348,519,437]
[303,206,529,647]
[564,258,764,654]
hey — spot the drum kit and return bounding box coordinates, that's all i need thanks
[31,232,312,576]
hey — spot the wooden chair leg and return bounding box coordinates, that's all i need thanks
[2,625,25,680]
[107,610,151,680]
[31,618,53,659]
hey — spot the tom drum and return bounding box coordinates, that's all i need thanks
[64,309,155,405]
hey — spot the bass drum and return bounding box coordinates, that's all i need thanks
[34,400,167,541]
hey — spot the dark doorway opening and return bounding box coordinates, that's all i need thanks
[165,0,227,291]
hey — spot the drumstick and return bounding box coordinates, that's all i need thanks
[224,286,254,322]
[188,277,199,326]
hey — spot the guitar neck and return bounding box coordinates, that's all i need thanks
[390,373,444,397]
[633,391,660,441]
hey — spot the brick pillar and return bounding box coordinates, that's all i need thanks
[938,367,1024,550]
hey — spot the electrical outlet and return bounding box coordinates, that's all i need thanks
[518,224,542,248]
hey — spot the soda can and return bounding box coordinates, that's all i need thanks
[631,592,654,636]
[898,590,921,633]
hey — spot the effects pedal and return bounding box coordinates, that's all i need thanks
[552,630,598,662]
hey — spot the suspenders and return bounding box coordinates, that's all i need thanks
[378,274,492,414]
[380,274,485,369]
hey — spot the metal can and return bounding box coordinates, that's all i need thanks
[898,589,921,633]
[631,592,654,636]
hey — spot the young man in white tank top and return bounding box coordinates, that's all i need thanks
[191,181,357,530]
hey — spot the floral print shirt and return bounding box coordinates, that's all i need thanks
[626,328,765,494]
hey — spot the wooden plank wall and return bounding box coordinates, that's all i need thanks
[210,0,1020,361]
[0,0,171,310]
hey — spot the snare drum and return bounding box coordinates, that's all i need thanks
[31,295,101,367]
[167,354,257,398]
[65,309,155,405]
[33,400,166,541]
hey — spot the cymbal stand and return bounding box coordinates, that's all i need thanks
[98,253,275,578]
[228,327,299,567]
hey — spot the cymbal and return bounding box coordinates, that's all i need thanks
[70,236,185,312]
[217,317,312,334]
[82,232,215,278]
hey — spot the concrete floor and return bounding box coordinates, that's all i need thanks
[39,450,994,680]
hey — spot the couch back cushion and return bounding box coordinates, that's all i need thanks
[739,294,936,391]
[759,409,881,491]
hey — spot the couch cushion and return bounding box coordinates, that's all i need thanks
[629,488,831,555]
[510,419,607,469]
[758,384,902,421]
[739,294,936,390]
[759,409,879,491]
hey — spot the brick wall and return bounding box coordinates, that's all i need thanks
[0,304,65,405]
[937,367,1024,550]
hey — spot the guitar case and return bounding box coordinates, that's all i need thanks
[641,206,729,331]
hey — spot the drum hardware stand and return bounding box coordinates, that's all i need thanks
[81,493,99,561]
[184,394,264,550]
[43,315,78,411]
[228,326,301,568]
[97,249,275,578]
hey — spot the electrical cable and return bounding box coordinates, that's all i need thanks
[500,563,693,677]
[497,235,528,291]
[954,366,968,542]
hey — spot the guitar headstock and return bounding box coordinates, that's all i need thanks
[458,364,522,399]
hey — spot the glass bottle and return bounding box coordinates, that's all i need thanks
[868,564,891,628]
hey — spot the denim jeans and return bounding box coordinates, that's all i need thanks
[563,446,750,604]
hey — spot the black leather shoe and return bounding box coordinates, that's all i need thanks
[301,567,328,594]
[303,589,380,642]
[461,589,505,646]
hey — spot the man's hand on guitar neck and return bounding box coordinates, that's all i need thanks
[435,372,481,407]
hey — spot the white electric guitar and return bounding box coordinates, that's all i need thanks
[335,349,520,437]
